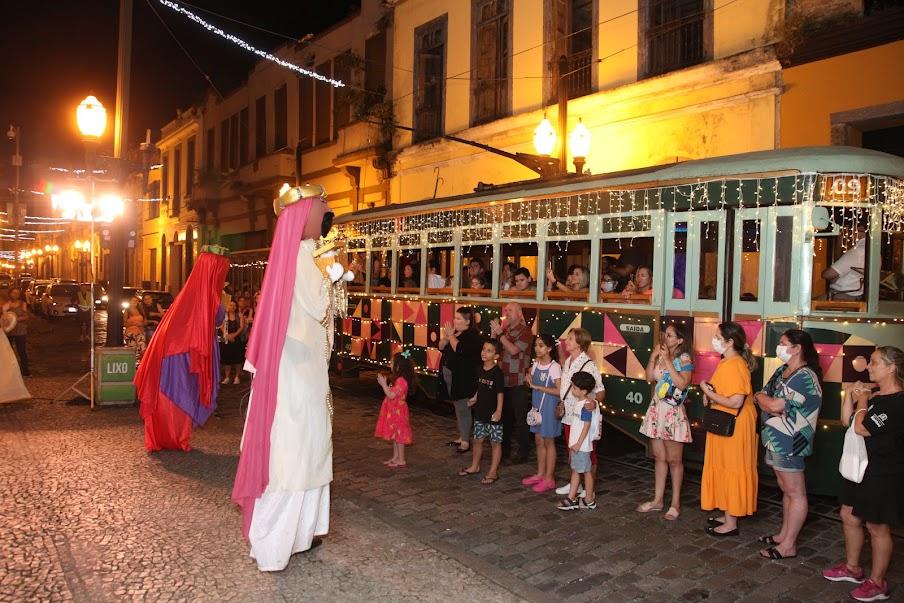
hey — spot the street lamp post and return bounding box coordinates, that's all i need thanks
[6,125,22,279]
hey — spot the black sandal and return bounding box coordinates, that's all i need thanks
[759,546,796,560]
[757,535,778,546]
[457,468,479,477]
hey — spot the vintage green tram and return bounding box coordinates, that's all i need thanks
[328,146,904,496]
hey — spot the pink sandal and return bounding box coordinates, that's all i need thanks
[521,474,542,486]
[532,478,556,493]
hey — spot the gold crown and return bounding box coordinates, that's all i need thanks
[274,183,327,216]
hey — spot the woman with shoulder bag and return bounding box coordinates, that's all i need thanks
[438,307,483,454]
[637,322,694,521]
[753,329,823,560]
[822,346,904,602]
[699,322,758,537]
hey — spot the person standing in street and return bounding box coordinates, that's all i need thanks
[2,288,30,376]
[75,283,92,342]
[490,302,533,465]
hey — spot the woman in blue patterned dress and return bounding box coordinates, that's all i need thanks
[753,329,822,560]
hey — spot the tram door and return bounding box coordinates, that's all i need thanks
[664,210,725,315]
[732,206,800,319]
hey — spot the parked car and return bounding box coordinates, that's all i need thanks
[43,283,81,319]
[28,282,52,313]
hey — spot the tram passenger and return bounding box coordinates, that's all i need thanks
[611,244,649,290]
[623,266,653,298]
[700,322,758,537]
[500,262,517,291]
[399,263,418,288]
[512,268,536,291]
[371,258,391,287]
[470,275,489,290]
[823,346,903,602]
[546,265,589,293]
[754,329,823,561]
[822,224,867,300]
[427,261,448,289]
[600,271,619,294]
[468,258,487,282]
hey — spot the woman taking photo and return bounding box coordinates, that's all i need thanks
[699,322,758,536]
[822,346,903,602]
[754,329,823,560]
[438,306,483,454]
[637,322,694,520]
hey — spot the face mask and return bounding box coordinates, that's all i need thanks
[711,337,726,354]
[601,280,615,292]
[776,345,793,363]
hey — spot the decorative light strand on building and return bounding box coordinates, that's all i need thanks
[158,0,345,88]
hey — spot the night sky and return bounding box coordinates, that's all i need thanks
[0,0,357,182]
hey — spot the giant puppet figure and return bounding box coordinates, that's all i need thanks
[135,246,230,451]
[232,183,349,572]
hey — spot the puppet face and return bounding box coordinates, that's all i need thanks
[301,196,334,240]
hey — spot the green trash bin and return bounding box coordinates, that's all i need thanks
[95,347,136,406]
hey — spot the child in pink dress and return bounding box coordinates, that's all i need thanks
[375,351,416,468]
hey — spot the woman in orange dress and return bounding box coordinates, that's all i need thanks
[699,322,758,536]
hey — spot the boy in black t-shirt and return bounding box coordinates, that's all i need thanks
[458,339,505,485]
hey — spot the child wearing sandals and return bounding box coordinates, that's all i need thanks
[558,371,601,510]
[522,334,563,493]
[458,340,505,485]
[375,351,416,468]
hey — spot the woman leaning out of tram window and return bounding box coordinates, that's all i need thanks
[699,322,759,537]
[822,346,904,602]
[637,321,694,521]
[623,266,653,297]
[753,329,823,560]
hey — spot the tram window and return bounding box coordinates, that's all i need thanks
[371,250,392,291]
[879,227,904,313]
[698,221,719,301]
[462,248,492,295]
[426,247,454,292]
[672,222,688,300]
[773,216,793,303]
[739,219,760,302]
[501,242,539,296]
[546,240,590,301]
[600,237,654,304]
[346,251,366,291]
[398,249,421,292]
[811,208,868,312]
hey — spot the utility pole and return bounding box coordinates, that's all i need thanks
[7,125,22,278]
[107,0,132,347]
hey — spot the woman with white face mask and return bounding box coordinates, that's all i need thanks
[753,329,823,560]
[699,322,758,537]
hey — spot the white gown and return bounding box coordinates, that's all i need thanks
[243,240,333,571]
[0,329,30,404]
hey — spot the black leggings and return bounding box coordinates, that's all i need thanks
[8,334,29,375]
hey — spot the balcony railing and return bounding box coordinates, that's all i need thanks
[646,12,706,78]
[564,48,593,100]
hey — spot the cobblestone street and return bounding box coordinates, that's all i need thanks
[1,317,902,602]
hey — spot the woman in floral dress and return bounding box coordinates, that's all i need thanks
[637,322,694,520]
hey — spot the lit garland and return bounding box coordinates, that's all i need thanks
[158,0,345,89]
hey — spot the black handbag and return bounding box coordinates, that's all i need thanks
[701,404,741,437]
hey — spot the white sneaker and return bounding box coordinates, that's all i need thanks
[555,483,585,496]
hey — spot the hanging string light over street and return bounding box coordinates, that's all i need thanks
[157,0,345,88]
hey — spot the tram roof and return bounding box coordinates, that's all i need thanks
[335,146,904,224]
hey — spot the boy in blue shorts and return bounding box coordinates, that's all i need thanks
[458,339,505,485]
[557,371,600,510]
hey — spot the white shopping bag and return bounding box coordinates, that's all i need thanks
[839,422,869,483]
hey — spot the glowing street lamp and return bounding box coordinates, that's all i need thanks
[77,96,107,140]
[569,119,591,175]
[533,115,557,157]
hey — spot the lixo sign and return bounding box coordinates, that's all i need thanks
[95,347,136,405]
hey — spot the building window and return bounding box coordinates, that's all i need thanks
[274,84,288,150]
[172,147,182,216]
[239,107,249,165]
[315,60,332,145]
[205,128,215,171]
[255,95,267,158]
[640,0,712,79]
[186,137,195,197]
[364,31,388,101]
[220,118,230,169]
[414,15,447,142]
[471,0,511,126]
[299,76,314,149]
[147,181,160,219]
[161,153,169,205]
[229,113,239,169]
[333,54,352,134]
[545,0,594,103]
